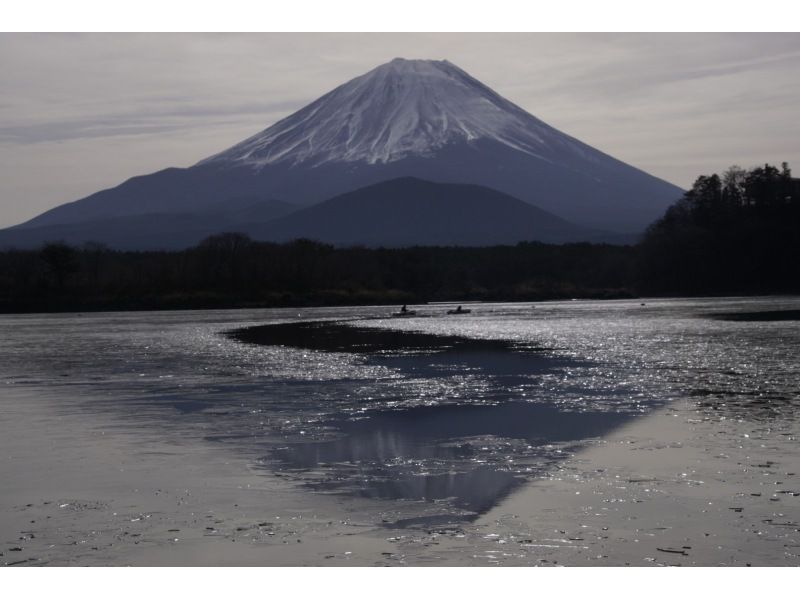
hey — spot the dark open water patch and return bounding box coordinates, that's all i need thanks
[708,309,800,322]
[227,320,542,354]
[230,320,640,522]
[228,319,577,379]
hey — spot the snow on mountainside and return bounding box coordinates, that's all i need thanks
[1,57,685,249]
[199,58,598,169]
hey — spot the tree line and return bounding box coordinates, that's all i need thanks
[639,162,800,295]
[0,237,636,313]
[0,162,797,313]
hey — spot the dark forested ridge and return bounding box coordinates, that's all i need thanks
[0,163,797,313]
[242,177,598,246]
[0,237,636,313]
[639,162,800,295]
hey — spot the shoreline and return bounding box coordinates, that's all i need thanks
[4,292,800,317]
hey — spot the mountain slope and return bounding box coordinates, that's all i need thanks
[194,58,682,232]
[244,177,601,247]
[199,58,601,169]
[0,199,297,250]
[2,58,684,249]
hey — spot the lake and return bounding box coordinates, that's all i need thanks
[1,297,798,565]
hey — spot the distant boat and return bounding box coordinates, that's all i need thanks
[392,305,417,317]
[447,307,471,315]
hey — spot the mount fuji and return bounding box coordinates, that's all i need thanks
[1,58,683,249]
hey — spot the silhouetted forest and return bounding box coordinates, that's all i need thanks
[0,237,636,312]
[639,162,800,295]
[0,162,797,313]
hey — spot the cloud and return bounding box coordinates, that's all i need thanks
[0,100,303,144]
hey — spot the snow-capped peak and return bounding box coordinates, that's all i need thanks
[199,58,589,168]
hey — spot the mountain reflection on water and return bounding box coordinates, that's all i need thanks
[273,401,627,517]
[232,320,634,519]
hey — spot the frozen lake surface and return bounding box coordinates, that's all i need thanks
[1,297,798,565]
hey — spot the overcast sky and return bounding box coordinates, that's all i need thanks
[1,32,799,228]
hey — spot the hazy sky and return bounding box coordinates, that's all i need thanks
[1,32,799,228]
